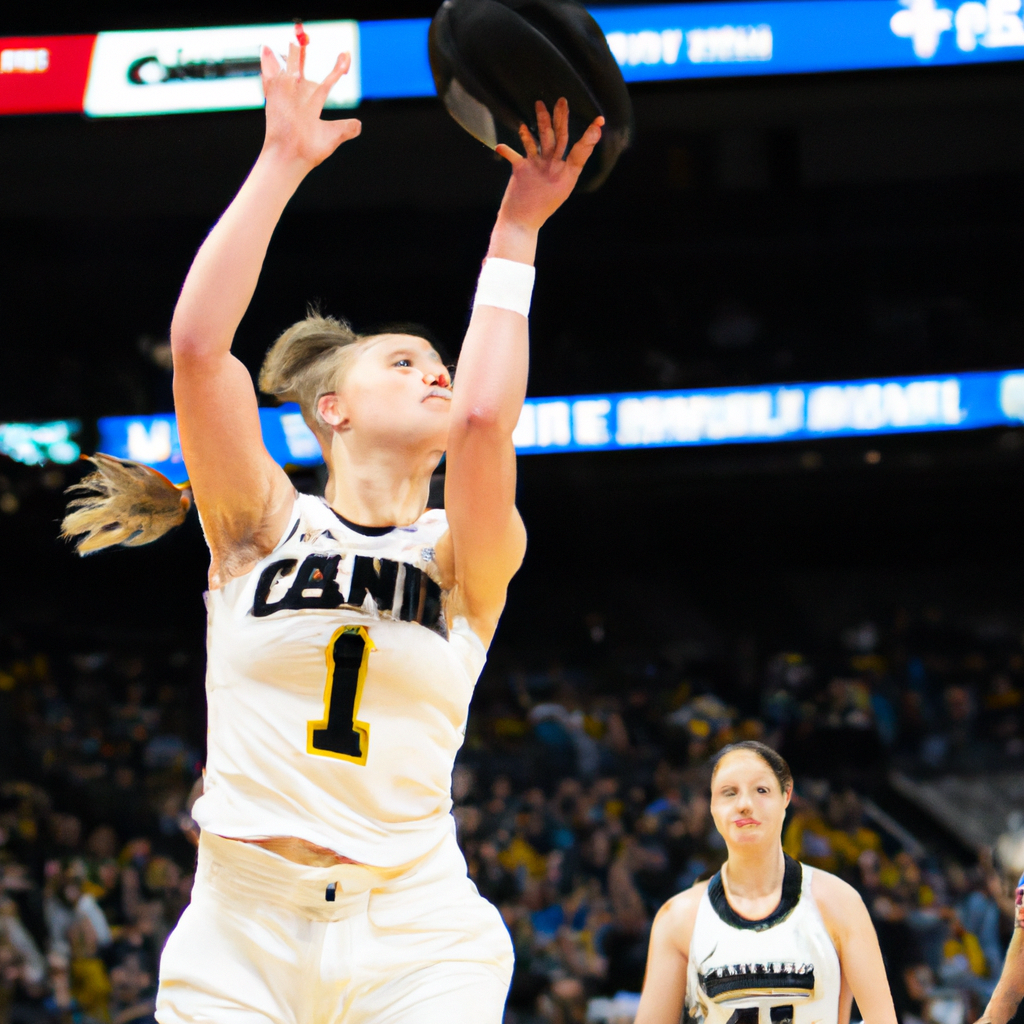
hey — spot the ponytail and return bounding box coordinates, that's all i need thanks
[62,309,365,555]
[61,454,191,555]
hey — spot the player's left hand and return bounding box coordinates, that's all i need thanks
[495,98,603,231]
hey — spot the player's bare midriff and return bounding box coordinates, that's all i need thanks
[229,835,360,866]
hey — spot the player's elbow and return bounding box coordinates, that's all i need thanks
[169,322,204,363]
[170,321,225,368]
[454,404,514,437]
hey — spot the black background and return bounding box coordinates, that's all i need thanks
[3,1,1024,680]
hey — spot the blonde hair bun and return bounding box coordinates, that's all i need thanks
[62,454,191,556]
[258,312,362,438]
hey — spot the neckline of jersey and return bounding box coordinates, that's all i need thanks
[327,507,396,537]
[707,853,803,932]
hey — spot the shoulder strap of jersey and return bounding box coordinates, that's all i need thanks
[264,491,308,554]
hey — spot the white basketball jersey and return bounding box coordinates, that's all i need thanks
[686,859,841,1024]
[190,493,487,868]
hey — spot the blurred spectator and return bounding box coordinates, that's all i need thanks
[108,953,155,1024]
[2,604,1024,1022]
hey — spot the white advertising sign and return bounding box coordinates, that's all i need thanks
[84,21,359,117]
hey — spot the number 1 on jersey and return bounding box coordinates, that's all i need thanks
[307,625,374,765]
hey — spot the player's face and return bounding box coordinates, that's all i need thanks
[709,751,791,852]
[330,334,452,450]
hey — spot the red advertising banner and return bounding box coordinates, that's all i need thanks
[0,35,96,114]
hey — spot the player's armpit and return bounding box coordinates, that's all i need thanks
[434,511,526,646]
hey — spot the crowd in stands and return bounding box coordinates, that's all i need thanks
[2,601,1024,1024]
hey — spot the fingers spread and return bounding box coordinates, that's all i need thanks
[519,123,539,161]
[566,116,604,170]
[495,143,524,167]
[286,41,302,76]
[314,51,351,104]
[535,101,555,159]
[553,97,570,160]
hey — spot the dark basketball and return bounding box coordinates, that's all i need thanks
[428,0,633,191]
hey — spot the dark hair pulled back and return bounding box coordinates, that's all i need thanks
[710,740,793,793]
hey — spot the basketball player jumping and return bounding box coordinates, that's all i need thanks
[63,39,603,1024]
[636,742,898,1024]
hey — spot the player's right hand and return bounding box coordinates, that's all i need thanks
[494,98,603,232]
[260,43,362,169]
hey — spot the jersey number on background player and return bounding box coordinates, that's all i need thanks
[307,626,373,765]
[723,1008,794,1024]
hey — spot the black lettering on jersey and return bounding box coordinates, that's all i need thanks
[251,553,444,634]
[770,1007,794,1024]
[252,555,341,616]
[348,555,399,613]
[285,554,343,608]
[401,561,442,627]
[252,559,298,617]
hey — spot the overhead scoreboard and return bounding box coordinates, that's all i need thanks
[4,1,1024,116]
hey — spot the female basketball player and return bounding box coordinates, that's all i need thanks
[64,36,603,1024]
[635,742,897,1024]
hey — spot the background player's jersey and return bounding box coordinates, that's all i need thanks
[686,858,841,1024]
[190,493,487,867]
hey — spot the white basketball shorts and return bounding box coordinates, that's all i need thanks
[155,828,513,1024]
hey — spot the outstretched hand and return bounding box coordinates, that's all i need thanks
[495,98,604,232]
[260,43,361,168]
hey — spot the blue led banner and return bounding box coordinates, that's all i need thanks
[96,407,319,484]
[95,369,1024,483]
[358,0,1024,100]
[592,0,1024,81]
[359,18,433,100]
[510,370,1020,453]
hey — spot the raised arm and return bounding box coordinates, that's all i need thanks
[443,99,603,643]
[170,41,359,568]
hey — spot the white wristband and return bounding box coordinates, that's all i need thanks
[473,257,536,317]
